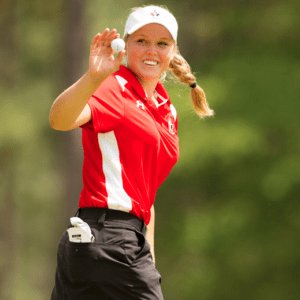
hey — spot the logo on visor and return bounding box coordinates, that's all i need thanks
[150,10,160,17]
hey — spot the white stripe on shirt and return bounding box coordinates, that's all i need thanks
[98,131,132,212]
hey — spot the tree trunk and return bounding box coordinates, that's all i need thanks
[60,0,87,224]
[0,1,18,299]
[0,0,18,88]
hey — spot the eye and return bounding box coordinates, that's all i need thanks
[158,41,168,46]
[137,39,146,44]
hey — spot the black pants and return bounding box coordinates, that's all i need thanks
[51,207,164,300]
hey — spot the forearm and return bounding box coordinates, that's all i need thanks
[49,71,105,131]
[146,205,155,264]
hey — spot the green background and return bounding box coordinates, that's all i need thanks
[1,0,300,299]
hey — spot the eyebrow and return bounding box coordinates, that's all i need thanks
[136,34,172,40]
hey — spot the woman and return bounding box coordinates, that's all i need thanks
[50,5,213,300]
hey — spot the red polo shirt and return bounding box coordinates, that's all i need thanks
[79,65,179,225]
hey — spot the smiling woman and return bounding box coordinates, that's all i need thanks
[49,5,213,300]
[125,23,176,96]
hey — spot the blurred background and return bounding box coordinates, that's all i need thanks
[1,0,300,299]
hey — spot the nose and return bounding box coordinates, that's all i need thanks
[146,43,157,56]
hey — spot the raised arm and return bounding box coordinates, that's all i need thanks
[49,29,125,131]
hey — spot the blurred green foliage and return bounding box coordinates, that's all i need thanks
[0,0,299,299]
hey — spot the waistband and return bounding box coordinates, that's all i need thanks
[75,207,146,235]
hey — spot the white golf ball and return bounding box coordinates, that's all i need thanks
[111,38,125,53]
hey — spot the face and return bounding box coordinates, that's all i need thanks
[125,23,176,85]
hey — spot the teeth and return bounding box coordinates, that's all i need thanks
[144,61,158,66]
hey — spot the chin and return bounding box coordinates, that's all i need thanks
[130,64,162,83]
[138,71,161,82]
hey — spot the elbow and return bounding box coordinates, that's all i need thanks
[49,119,60,131]
[49,113,60,130]
[49,114,70,131]
[49,101,71,131]
[49,114,56,129]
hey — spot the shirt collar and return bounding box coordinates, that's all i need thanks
[117,65,147,99]
[117,65,170,106]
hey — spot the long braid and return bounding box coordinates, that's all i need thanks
[169,47,214,118]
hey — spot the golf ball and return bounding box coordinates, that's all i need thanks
[111,38,125,53]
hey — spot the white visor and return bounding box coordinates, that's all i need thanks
[123,6,178,42]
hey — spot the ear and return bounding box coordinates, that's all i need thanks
[124,41,128,55]
[123,34,129,51]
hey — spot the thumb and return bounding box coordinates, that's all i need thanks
[114,50,126,67]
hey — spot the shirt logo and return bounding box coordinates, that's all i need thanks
[136,101,145,110]
[168,118,175,135]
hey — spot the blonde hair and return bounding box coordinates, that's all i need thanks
[124,6,214,118]
[169,46,214,118]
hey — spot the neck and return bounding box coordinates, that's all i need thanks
[137,77,159,99]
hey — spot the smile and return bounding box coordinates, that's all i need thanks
[143,60,158,66]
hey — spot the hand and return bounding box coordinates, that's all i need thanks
[88,29,126,81]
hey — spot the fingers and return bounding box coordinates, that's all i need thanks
[99,28,110,44]
[114,50,126,67]
[98,29,118,46]
[90,33,101,51]
[89,28,125,76]
[104,29,117,47]
[91,29,122,54]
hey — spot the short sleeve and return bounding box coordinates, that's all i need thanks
[80,75,125,133]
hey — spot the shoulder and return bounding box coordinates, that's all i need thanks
[92,66,134,100]
[92,74,123,100]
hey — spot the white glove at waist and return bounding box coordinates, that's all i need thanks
[67,217,95,243]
